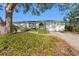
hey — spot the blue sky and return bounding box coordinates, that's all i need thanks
[0,4,66,22]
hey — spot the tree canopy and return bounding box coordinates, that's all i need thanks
[5,3,54,15]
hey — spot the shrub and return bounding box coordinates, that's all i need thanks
[75,27,79,32]
[65,25,74,31]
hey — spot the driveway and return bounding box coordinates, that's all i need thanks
[50,32,79,50]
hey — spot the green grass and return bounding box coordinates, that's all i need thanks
[0,32,78,56]
[23,28,48,34]
[30,29,48,34]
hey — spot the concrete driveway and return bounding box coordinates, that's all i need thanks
[50,32,79,51]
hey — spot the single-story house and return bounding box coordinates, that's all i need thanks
[14,20,65,32]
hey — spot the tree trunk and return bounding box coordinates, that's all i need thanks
[5,3,16,33]
[6,10,13,33]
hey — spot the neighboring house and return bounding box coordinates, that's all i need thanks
[14,20,65,32]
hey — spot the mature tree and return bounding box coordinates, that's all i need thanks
[61,3,79,31]
[5,3,17,33]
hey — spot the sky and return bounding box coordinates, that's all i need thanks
[0,4,66,22]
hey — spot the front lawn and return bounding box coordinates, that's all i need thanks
[24,28,49,34]
[31,29,48,34]
[0,32,78,56]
